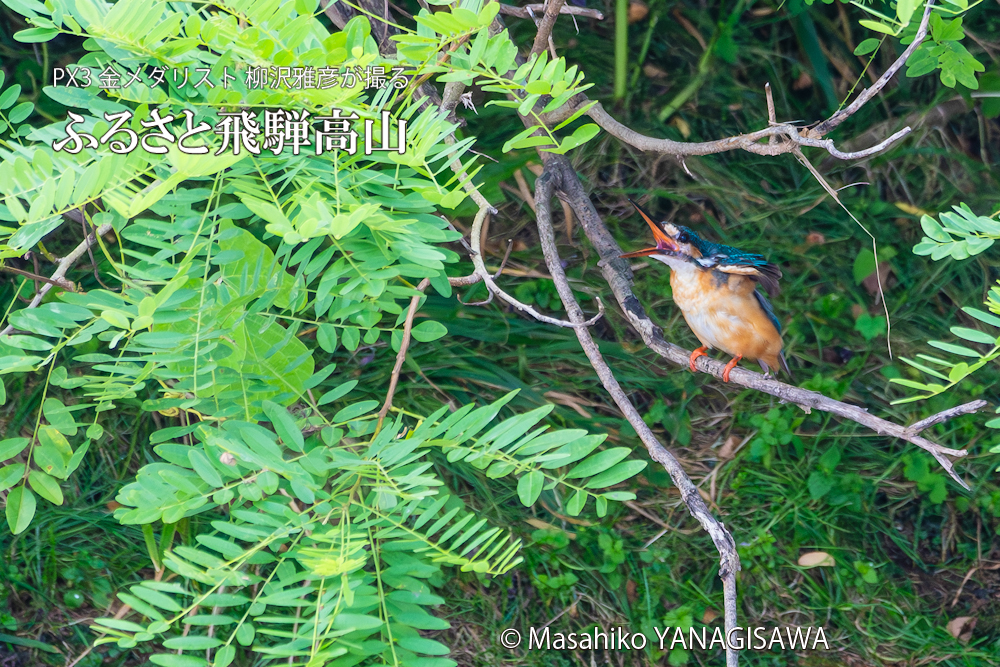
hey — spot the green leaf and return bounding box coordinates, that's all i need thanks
[9,102,32,124]
[262,400,305,452]
[235,622,255,646]
[0,463,26,492]
[950,327,997,345]
[858,20,899,36]
[549,123,601,154]
[13,27,58,43]
[807,471,833,500]
[566,448,631,478]
[398,637,450,655]
[5,486,36,534]
[34,425,73,478]
[895,0,920,26]
[502,125,541,153]
[0,437,30,460]
[854,313,887,340]
[411,320,448,342]
[27,470,63,505]
[566,489,586,515]
[516,470,544,506]
[100,309,131,330]
[853,246,897,284]
[584,460,646,488]
[928,340,982,358]
[188,450,223,487]
[342,326,360,351]
[0,85,21,110]
[149,654,210,666]
[318,379,358,405]
[333,613,384,631]
[0,632,59,653]
[316,324,338,352]
[333,400,379,423]
[963,307,1000,329]
[854,38,880,56]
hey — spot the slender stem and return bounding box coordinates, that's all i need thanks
[658,35,716,122]
[614,0,628,100]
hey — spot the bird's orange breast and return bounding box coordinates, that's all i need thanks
[669,266,783,367]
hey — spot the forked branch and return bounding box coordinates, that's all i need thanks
[0,220,113,337]
[535,168,742,667]
[540,155,975,489]
[466,204,605,329]
[563,2,937,161]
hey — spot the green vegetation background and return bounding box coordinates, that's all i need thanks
[1,0,999,665]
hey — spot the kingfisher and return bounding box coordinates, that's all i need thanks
[621,200,790,383]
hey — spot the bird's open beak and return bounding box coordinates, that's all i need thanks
[620,199,679,258]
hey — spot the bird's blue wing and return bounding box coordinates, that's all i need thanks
[753,289,781,334]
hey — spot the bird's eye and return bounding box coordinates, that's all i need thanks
[677,232,689,244]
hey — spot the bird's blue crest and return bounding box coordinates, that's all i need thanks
[676,225,770,269]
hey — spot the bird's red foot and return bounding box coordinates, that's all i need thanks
[721,355,743,382]
[689,346,708,372]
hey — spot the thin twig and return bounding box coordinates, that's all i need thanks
[535,169,741,667]
[906,400,988,435]
[811,1,936,138]
[377,277,431,431]
[541,155,973,490]
[499,3,604,19]
[792,147,894,359]
[0,222,113,336]
[0,265,75,290]
[457,239,511,306]
[530,0,566,57]
[467,204,605,328]
[587,103,913,159]
[765,82,777,145]
[541,2,936,160]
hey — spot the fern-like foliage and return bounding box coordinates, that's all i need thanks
[892,204,1000,445]
[0,0,643,663]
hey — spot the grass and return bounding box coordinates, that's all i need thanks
[2,0,1000,665]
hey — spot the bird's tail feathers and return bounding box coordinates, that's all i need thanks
[779,350,793,381]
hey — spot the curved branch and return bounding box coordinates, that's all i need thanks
[530,0,566,57]
[811,1,935,138]
[554,2,937,160]
[541,156,974,490]
[499,4,604,20]
[587,103,913,160]
[467,205,605,328]
[535,169,741,667]
[0,222,113,337]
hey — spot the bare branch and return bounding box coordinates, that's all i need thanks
[542,4,937,161]
[530,0,566,57]
[0,265,75,290]
[587,102,913,160]
[1,222,113,336]
[499,3,604,20]
[765,82,777,146]
[906,400,988,435]
[377,277,432,431]
[540,155,972,490]
[535,168,741,667]
[467,204,605,328]
[811,1,936,138]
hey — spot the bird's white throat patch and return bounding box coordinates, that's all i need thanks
[652,254,696,275]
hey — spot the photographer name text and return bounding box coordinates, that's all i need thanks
[499,625,830,652]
